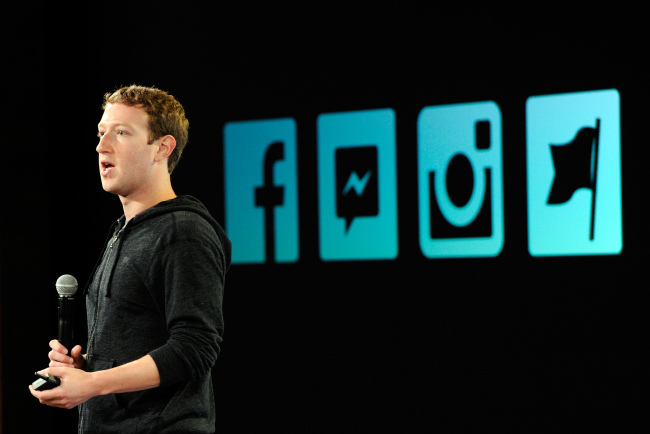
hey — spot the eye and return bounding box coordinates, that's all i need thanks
[117,130,127,136]
[97,131,105,138]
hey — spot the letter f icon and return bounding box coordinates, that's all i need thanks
[255,141,285,263]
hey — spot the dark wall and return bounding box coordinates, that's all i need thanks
[2,5,645,432]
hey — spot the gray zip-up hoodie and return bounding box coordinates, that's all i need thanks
[79,195,231,433]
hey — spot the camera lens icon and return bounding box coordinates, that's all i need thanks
[429,122,492,239]
[418,102,503,258]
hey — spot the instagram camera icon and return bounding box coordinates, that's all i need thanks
[417,101,504,258]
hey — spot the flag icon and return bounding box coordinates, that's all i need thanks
[526,89,622,257]
[547,119,600,240]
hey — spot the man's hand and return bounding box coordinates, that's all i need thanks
[48,339,84,369]
[29,367,97,409]
[30,351,161,409]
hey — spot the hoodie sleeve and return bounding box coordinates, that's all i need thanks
[146,212,227,386]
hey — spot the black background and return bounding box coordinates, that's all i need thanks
[1,4,645,432]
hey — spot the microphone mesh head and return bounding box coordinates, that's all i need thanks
[56,274,78,296]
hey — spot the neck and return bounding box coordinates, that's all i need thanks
[120,184,177,220]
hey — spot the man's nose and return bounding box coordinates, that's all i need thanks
[96,134,111,153]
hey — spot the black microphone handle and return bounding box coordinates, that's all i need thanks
[57,296,75,351]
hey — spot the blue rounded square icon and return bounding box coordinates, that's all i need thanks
[223,118,299,264]
[417,101,504,258]
[317,109,398,261]
[526,89,622,256]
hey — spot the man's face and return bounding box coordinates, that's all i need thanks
[97,103,160,198]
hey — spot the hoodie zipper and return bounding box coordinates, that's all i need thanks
[80,223,127,433]
[87,222,127,352]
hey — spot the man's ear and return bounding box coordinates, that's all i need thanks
[155,135,176,162]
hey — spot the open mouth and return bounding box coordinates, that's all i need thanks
[101,162,114,174]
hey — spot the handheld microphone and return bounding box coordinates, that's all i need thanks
[55,274,78,351]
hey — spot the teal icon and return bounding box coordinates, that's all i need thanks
[317,109,398,261]
[223,118,299,264]
[417,101,504,258]
[526,89,622,256]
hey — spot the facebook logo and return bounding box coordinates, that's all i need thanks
[223,118,299,264]
[317,109,398,261]
[417,101,504,258]
[526,89,622,256]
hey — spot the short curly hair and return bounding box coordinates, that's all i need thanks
[103,85,189,174]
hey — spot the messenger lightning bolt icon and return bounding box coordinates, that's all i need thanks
[342,171,372,196]
[335,145,379,233]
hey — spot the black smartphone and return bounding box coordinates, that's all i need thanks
[32,372,61,391]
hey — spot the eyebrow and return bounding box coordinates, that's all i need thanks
[97,122,132,130]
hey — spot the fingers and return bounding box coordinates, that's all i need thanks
[46,367,65,378]
[70,345,85,369]
[49,359,75,368]
[29,384,52,399]
[49,339,68,355]
[29,374,53,401]
[29,381,70,409]
[71,345,83,357]
[49,348,75,368]
[29,384,40,398]
[48,340,81,367]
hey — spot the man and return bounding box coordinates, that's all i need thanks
[30,85,231,433]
